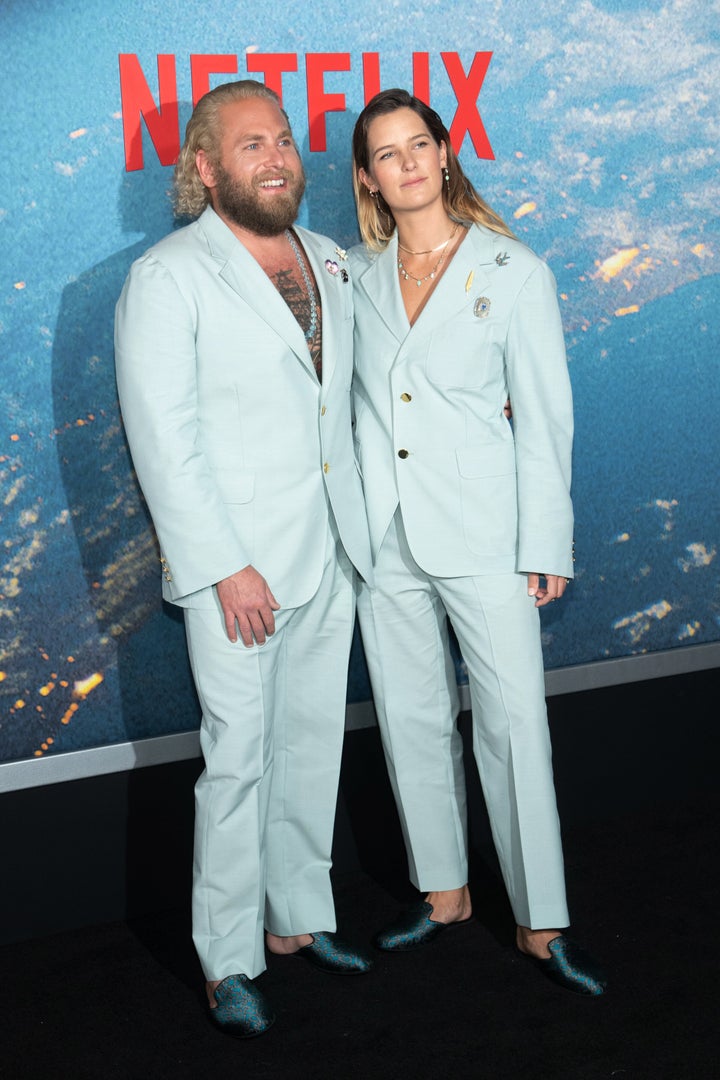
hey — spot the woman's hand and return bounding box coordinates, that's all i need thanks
[527,573,569,607]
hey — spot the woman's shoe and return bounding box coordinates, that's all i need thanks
[374,900,472,951]
[519,935,607,996]
[208,974,276,1038]
[293,931,374,974]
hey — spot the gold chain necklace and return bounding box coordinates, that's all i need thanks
[398,226,457,256]
[397,223,459,287]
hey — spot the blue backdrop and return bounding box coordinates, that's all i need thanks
[1,0,718,764]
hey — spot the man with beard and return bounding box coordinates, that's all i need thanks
[115,81,374,1038]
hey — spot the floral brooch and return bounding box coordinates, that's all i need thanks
[325,252,349,282]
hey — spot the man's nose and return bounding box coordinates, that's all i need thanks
[265,144,286,168]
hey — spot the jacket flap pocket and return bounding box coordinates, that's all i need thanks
[213,468,255,504]
[456,441,515,479]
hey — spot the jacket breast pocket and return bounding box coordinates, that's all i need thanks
[426,319,502,389]
[455,442,517,556]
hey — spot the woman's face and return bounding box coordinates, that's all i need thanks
[359,107,447,217]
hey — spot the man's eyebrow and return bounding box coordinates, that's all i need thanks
[238,128,294,142]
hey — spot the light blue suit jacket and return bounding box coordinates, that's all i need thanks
[115,206,372,610]
[350,224,574,579]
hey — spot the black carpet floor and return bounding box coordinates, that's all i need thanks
[3,795,718,1078]
[3,669,719,1080]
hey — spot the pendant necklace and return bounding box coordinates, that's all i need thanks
[397,222,459,287]
[285,229,318,342]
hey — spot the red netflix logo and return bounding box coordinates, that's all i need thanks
[119,52,494,171]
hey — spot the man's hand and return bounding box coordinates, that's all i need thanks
[527,573,569,608]
[215,566,281,646]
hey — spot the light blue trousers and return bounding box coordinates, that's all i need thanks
[185,523,355,981]
[357,511,569,930]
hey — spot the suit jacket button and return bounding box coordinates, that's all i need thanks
[323,462,330,473]
[321,405,327,415]
[400,393,412,402]
[398,449,409,459]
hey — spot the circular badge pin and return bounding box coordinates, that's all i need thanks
[473,296,491,318]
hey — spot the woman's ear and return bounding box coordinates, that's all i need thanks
[439,140,448,170]
[358,167,376,195]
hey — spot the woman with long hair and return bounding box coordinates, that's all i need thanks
[349,89,605,996]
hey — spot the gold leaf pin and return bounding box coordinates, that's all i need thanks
[465,270,474,294]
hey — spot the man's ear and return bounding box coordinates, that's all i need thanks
[195,149,216,189]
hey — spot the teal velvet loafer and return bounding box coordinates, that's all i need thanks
[521,935,607,996]
[293,931,374,974]
[374,900,472,951]
[209,974,276,1038]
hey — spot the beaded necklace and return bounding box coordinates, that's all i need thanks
[285,229,318,342]
[396,223,459,287]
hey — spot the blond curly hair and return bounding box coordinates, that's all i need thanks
[173,80,288,218]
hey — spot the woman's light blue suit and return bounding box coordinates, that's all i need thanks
[350,224,574,928]
[115,207,373,980]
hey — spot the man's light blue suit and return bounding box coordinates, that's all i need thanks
[350,223,573,928]
[115,206,373,979]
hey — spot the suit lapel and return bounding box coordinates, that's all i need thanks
[356,234,410,345]
[402,224,498,342]
[355,225,503,350]
[198,207,315,378]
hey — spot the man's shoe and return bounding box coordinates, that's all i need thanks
[208,974,276,1037]
[293,931,374,974]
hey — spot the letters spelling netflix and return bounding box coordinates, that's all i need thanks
[119,52,495,172]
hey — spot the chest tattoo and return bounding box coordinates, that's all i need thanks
[270,263,323,382]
